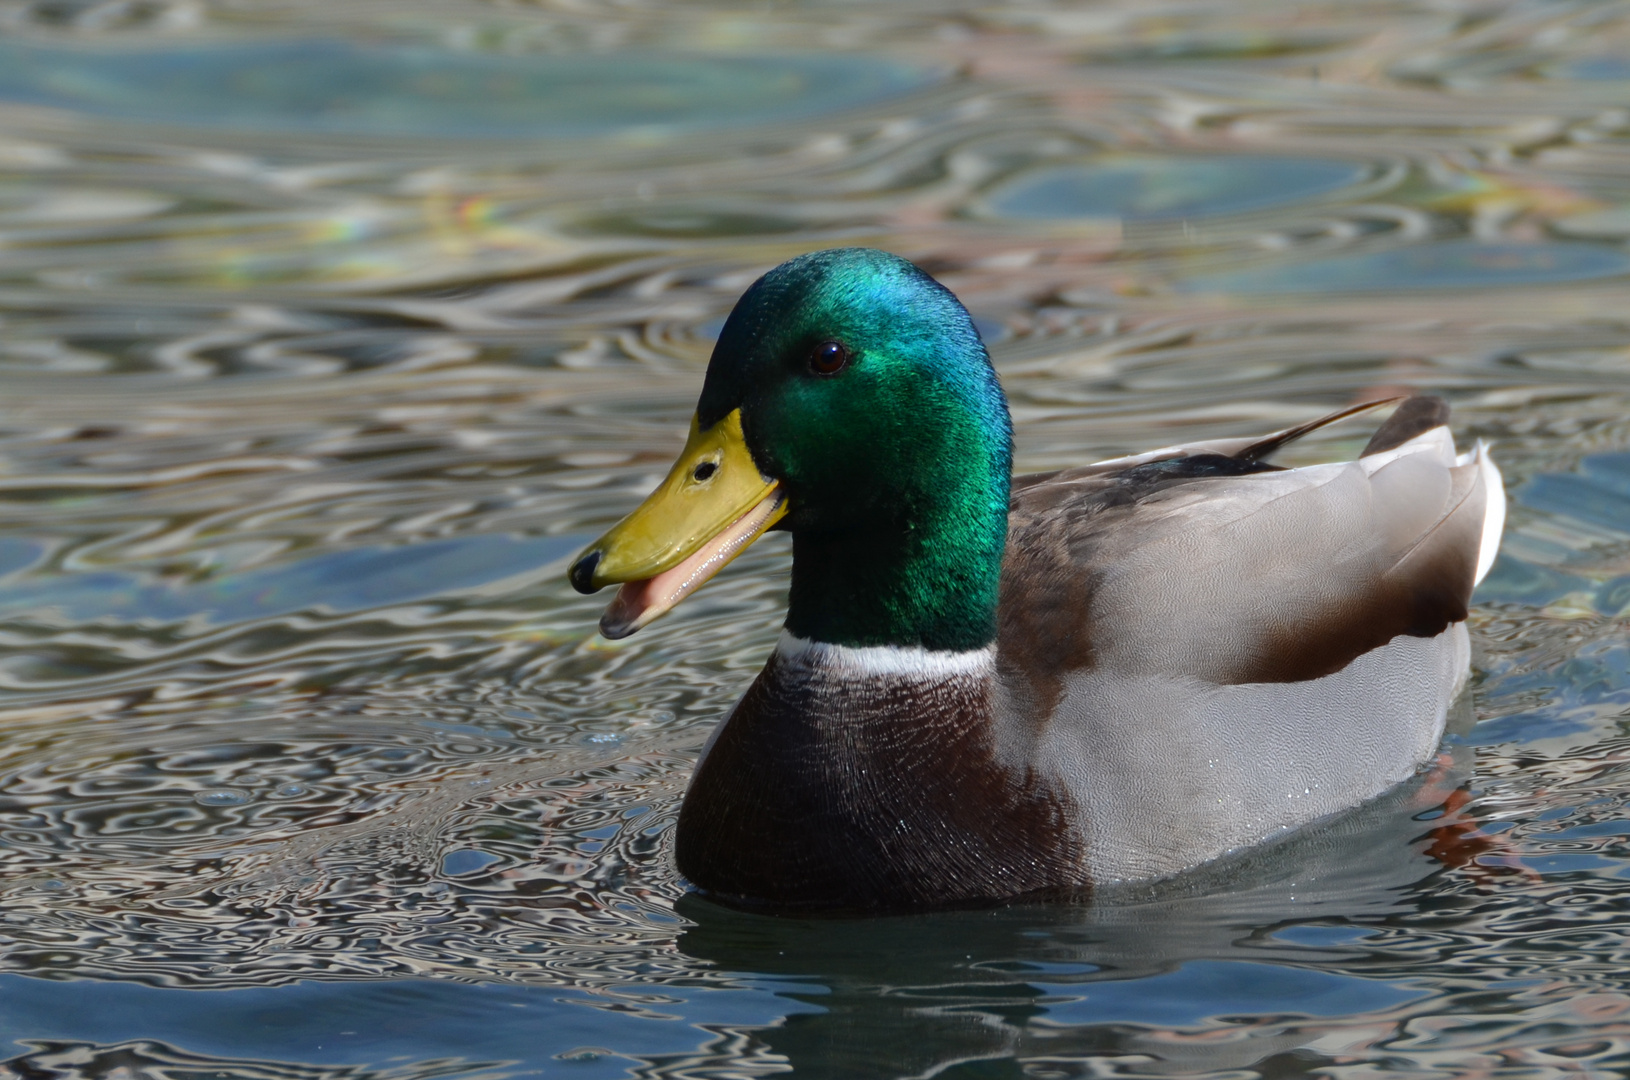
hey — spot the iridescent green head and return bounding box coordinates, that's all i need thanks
[569,248,1012,652]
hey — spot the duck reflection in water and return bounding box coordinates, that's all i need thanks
[671,743,1474,1079]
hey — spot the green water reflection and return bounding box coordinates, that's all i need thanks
[0,41,938,138]
[1182,240,1630,294]
[981,155,1368,220]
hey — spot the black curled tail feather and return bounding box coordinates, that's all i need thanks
[1234,397,1400,463]
[1230,395,1452,465]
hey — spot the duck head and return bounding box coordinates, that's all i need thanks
[568,248,1012,651]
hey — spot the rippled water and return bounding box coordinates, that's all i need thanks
[2,0,1630,1075]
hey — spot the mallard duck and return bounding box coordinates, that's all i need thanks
[567,247,1505,913]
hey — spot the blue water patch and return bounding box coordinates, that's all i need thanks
[0,973,821,1080]
[1524,852,1623,875]
[0,538,46,579]
[1269,924,1379,947]
[1473,556,1592,608]
[982,155,1366,220]
[440,848,503,876]
[1467,702,1615,748]
[1520,453,1630,537]
[1556,820,1630,840]
[0,533,583,626]
[1034,960,1426,1028]
[1180,241,1630,295]
[0,41,937,139]
[1474,453,1630,612]
[1549,56,1630,81]
[1469,636,1630,746]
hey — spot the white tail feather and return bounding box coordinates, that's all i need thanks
[1472,441,1505,585]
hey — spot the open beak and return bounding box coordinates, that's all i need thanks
[567,409,786,639]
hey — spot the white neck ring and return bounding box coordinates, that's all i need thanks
[773,630,996,680]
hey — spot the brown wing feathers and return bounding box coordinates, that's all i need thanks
[1246,455,1483,683]
[999,396,1477,698]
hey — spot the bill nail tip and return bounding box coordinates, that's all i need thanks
[568,551,601,594]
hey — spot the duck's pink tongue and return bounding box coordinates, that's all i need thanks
[598,493,783,639]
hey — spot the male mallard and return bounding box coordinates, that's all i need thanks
[567,248,1505,913]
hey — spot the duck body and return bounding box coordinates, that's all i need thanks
[569,249,1505,913]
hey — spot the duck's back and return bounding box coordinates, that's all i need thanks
[996,409,1504,882]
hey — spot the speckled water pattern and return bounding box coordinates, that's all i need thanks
[1,1,1630,1076]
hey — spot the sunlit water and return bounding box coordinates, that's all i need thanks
[1,0,1630,1076]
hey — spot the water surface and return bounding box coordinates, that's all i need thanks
[3,0,1630,1076]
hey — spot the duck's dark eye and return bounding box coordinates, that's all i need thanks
[809,340,850,375]
[692,460,718,482]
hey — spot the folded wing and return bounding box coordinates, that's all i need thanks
[1000,404,1503,702]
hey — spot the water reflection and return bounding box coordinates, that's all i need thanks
[671,776,1450,1077]
[0,533,582,626]
[0,41,938,138]
[980,155,1369,221]
[0,976,816,1080]
[1,0,1630,1075]
[1182,240,1630,294]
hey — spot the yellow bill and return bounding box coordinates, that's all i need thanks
[567,409,786,639]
